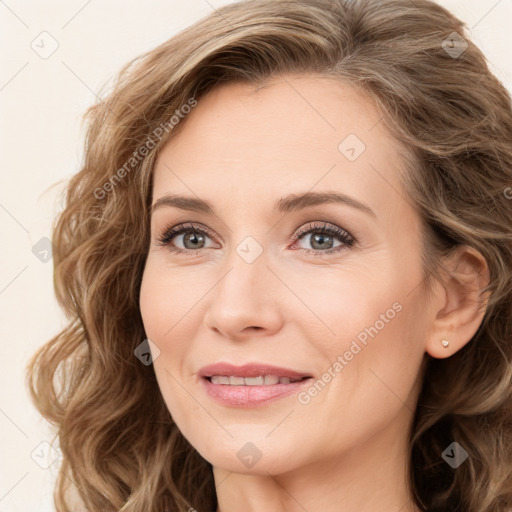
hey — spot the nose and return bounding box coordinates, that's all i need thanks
[203,249,284,341]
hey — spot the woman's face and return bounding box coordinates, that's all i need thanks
[140,75,433,476]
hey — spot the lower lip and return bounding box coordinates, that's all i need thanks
[201,377,312,407]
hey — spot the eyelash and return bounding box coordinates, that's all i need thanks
[155,221,356,257]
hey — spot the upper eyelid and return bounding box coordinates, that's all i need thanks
[295,221,352,237]
[163,222,216,237]
[156,220,345,235]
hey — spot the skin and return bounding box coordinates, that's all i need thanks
[139,75,490,512]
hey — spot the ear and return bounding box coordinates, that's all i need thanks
[425,245,491,359]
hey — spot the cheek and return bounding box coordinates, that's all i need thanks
[139,265,199,425]
[139,264,189,386]
[281,261,401,350]
[139,265,167,340]
[297,263,425,404]
[139,259,209,393]
[139,259,200,343]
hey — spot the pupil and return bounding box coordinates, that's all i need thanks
[185,232,204,249]
[312,233,332,250]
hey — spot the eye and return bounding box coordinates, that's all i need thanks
[155,221,356,256]
[290,221,356,256]
[155,222,217,255]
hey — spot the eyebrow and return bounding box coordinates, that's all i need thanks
[151,191,376,218]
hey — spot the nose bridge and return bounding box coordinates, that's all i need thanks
[204,234,282,336]
[215,235,269,309]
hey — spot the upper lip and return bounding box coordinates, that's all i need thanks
[198,362,312,379]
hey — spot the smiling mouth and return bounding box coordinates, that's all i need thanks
[198,362,313,406]
[206,375,311,386]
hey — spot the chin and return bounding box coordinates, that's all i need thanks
[188,431,310,476]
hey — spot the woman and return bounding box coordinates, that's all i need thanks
[26,0,512,511]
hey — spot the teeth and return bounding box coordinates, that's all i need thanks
[209,375,303,386]
[264,375,279,385]
[210,376,230,385]
[229,376,245,386]
[244,376,264,385]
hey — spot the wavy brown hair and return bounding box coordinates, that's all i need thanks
[26,0,512,510]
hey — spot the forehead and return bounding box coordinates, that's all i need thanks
[152,75,410,219]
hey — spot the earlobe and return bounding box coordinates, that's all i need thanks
[425,245,490,359]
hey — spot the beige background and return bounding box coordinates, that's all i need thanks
[0,0,510,510]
